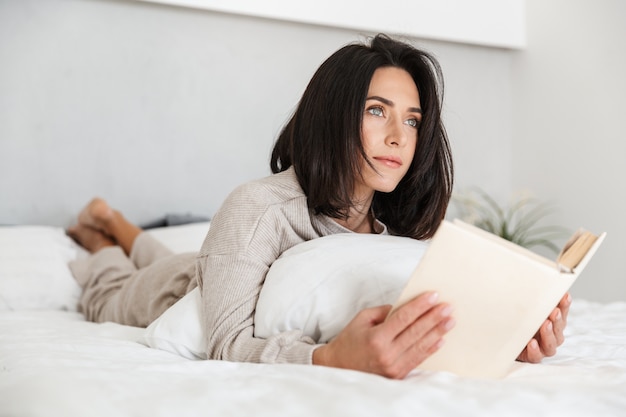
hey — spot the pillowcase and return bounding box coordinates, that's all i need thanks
[143,233,428,359]
[146,222,210,254]
[0,226,83,311]
[254,233,429,342]
[144,287,206,359]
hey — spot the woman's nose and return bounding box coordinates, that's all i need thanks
[385,117,408,147]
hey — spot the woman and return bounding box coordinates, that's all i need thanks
[68,34,570,379]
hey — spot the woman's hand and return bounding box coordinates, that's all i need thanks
[313,292,455,379]
[517,292,572,363]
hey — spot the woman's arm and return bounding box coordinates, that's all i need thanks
[196,180,321,365]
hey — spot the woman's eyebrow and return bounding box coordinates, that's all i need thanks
[366,95,422,114]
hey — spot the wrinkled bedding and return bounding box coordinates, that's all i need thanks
[1,300,626,416]
[1,223,625,416]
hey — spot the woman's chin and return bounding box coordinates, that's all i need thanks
[375,182,400,194]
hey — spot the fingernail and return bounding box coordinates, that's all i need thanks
[530,339,539,350]
[547,321,553,331]
[441,305,453,317]
[428,292,439,304]
[555,309,562,320]
[444,318,456,331]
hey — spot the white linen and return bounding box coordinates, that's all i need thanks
[2,223,626,416]
[0,226,82,311]
[1,300,625,417]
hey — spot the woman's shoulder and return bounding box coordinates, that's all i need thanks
[229,168,304,206]
[199,168,311,259]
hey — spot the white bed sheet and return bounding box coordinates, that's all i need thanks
[1,222,625,417]
[2,299,626,417]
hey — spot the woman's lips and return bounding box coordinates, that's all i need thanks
[373,156,402,168]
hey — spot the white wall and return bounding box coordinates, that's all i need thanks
[0,0,514,228]
[1,0,622,302]
[511,0,626,302]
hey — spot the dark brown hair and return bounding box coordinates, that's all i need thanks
[270,34,453,240]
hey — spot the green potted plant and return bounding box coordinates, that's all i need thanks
[449,188,570,255]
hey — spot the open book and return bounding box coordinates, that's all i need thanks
[391,219,606,379]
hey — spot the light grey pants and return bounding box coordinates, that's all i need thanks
[69,232,198,327]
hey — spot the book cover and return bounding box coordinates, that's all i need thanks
[391,219,606,378]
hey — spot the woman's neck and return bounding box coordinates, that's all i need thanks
[334,194,374,234]
[336,212,372,234]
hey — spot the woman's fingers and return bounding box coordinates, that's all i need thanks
[557,292,572,328]
[518,318,558,362]
[314,292,455,379]
[519,310,565,362]
[379,293,455,376]
[389,308,455,374]
[550,308,566,345]
[384,292,440,337]
[392,302,454,355]
[538,319,558,356]
[540,294,572,354]
[518,293,573,363]
[519,338,542,363]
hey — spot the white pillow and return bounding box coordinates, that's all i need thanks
[0,226,83,311]
[144,287,206,359]
[254,233,428,342]
[143,233,428,359]
[146,222,210,253]
[0,222,211,312]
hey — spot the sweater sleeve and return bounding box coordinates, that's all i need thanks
[196,181,321,365]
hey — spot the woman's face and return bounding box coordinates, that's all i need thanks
[356,66,421,199]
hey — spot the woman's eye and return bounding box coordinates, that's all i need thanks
[405,118,420,128]
[367,106,384,117]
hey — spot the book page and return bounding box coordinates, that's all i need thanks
[557,229,599,272]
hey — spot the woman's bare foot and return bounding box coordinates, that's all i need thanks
[75,197,142,256]
[78,198,115,233]
[67,224,115,253]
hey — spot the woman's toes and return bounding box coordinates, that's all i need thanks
[78,198,114,231]
[67,223,115,253]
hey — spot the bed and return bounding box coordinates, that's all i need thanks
[1,222,626,417]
